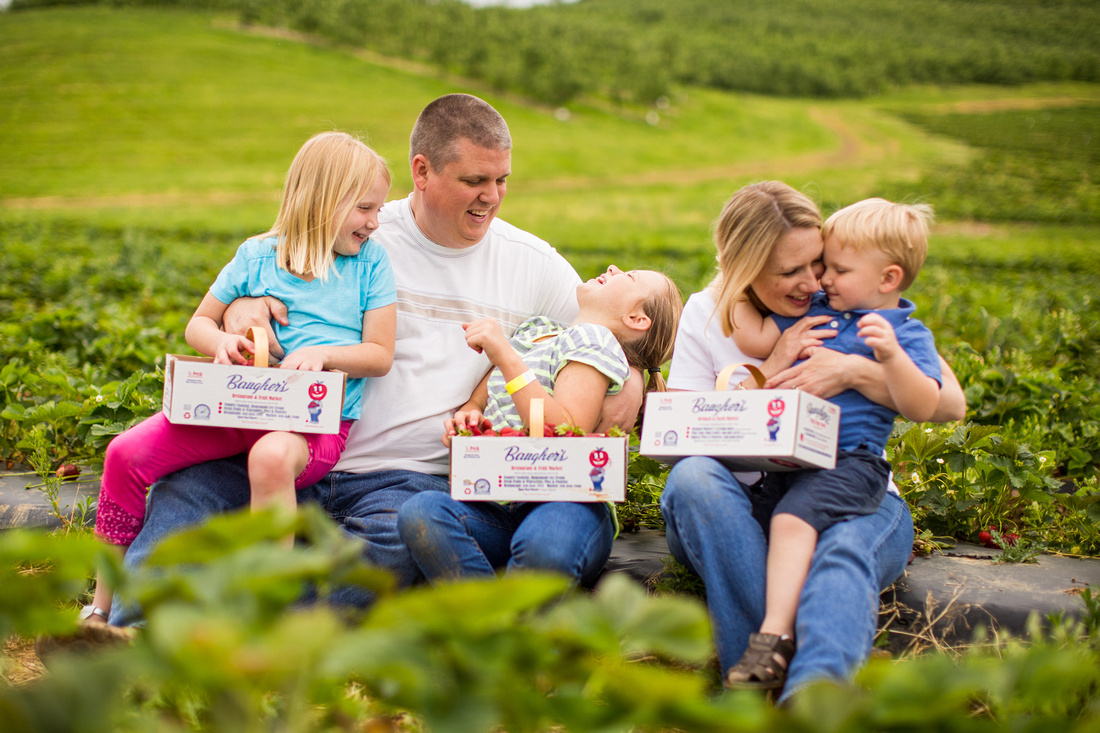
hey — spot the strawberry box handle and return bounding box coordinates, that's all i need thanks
[715,363,766,391]
[246,326,270,369]
[529,398,545,437]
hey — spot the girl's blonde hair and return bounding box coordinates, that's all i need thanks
[260,132,390,282]
[710,181,822,336]
[620,272,684,397]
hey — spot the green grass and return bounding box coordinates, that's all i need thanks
[1,6,1099,291]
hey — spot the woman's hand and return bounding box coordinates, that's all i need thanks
[757,315,835,380]
[443,409,491,448]
[765,347,855,399]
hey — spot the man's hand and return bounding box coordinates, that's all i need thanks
[223,296,290,360]
[595,366,643,434]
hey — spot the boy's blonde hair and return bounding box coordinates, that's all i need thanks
[710,181,823,336]
[260,131,390,282]
[822,198,934,291]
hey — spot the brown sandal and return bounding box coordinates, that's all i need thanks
[724,632,796,692]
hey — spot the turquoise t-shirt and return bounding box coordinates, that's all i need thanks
[209,236,396,420]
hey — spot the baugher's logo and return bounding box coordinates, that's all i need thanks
[225,374,291,395]
[807,404,832,424]
[691,397,748,415]
[308,381,328,401]
[767,398,786,417]
[504,446,567,465]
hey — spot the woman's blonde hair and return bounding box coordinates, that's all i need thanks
[260,132,390,282]
[620,272,684,396]
[710,181,822,336]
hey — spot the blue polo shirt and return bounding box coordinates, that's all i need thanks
[210,236,396,420]
[771,292,941,454]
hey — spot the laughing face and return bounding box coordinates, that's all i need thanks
[410,137,511,249]
[748,226,824,317]
[577,265,667,318]
[334,174,390,257]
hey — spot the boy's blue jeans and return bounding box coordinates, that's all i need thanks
[397,490,615,587]
[659,456,913,703]
[109,457,445,626]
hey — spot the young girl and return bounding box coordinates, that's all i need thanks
[397,265,682,585]
[83,131,398,627]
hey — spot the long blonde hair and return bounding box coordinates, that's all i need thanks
[259,132,390,282]
[710,181,822,336]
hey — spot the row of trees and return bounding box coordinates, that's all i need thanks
[12,0,1100,104]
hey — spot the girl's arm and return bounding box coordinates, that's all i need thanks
[732,298,782,360]
[279,304,396,378]
[463,318,611,432]
[185,291,257,364]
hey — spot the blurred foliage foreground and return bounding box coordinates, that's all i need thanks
[4,505,1100,732]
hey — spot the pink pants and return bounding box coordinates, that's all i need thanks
[95,412,352,546]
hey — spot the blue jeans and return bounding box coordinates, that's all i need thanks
[659,456,913,702]
[109,456,446,626]
[397,490,614,588]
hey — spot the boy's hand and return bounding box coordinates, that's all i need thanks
[463,318,512,366]
[280,346,326,371]
[443,410,490,448]
[214,333,255,365]
[858,313,901,363]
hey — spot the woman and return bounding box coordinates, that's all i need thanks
[659,181,965,702]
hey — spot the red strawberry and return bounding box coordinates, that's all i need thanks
[499,427,525,437]
[56,464,80,480]
[482,428,498,437]
[978,530,994,548]
[543,424,556,437]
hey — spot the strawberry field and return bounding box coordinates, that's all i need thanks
[3,2,1100,730]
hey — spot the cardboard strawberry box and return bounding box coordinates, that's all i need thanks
[450,434,628,503]
[162,354,347,434]
[639,365,839,471]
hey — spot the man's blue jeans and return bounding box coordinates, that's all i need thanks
[659,456,913,702]
[397,490,614,588]
[109,456,446,626]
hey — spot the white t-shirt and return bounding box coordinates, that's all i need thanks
[333,196,582,475]
[667,289,900,495]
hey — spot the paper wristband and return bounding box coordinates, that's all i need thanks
[506,369,538,395]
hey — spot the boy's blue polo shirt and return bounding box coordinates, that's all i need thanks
[771,292,941,454]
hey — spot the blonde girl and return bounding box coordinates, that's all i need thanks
[83,132,397,627]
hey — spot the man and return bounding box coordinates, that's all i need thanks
[108,94,641,624]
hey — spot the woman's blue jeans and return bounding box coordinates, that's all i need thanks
[109,457,447,626]
[659,456,913,702]
[397,490,615,588]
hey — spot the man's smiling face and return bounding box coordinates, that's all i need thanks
[411,137,511,249]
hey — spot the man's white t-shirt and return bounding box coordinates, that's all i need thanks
[333,196,582,475]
